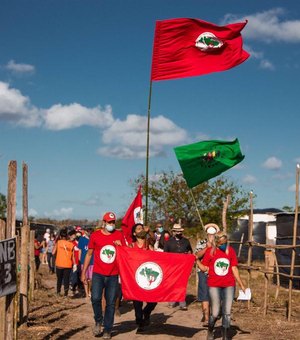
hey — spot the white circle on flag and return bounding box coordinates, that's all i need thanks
[100,245,116,264]
[214,258,230,276]
[133,206,143,224]
[135,261,163,290]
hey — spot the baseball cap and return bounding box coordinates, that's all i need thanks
[103,212,116,222]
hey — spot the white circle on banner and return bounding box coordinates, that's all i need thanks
[135,261,163,290]
[214,258,230,276]
[100,245,116,264]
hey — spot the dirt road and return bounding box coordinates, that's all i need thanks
[18,265,298,340]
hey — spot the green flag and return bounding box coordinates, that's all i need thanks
[174,138,245,188]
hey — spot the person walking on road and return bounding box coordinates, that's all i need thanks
[197,230,246,340]
[164,223,193,310]
[81,212,125,339]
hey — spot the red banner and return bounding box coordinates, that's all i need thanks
[116,246,195,302]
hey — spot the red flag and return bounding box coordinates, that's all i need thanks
[116,246,195,302]
[121,186,143,244]
[151,18,249,81]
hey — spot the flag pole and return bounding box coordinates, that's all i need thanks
[145,80,153,225]
[189,188,204,229]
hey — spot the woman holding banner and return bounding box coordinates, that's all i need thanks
[130,223,157,333]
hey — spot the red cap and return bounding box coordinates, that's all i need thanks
[103,212,116,222]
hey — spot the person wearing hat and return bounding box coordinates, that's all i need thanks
[164,223,193,310]
[195,223,220,326]
[81,212,125,339]
[197,230,246,340]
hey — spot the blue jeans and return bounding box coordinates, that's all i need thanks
[197,271,209,302]
[208,286,235,329]
[91,273,119,332]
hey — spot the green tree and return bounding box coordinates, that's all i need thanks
[132,171,249,232]
[0,192,7,219]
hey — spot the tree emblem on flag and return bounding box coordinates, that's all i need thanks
[214,258,230,276]
[100,245,116,264]
[134,206,143,224]
[195,32,224,51]
[135,262,163,290]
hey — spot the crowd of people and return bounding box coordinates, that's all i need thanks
[33,213,246,340]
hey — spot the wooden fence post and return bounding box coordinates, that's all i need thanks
[263,250,273,316]
[19,162,29,324]
[19,225,30,324]
[5,161,17,340]
[29,230,35,302]
[0,219,6,340]
[222,194,230,233]
[288,164,299,321]
[247,191,254,309]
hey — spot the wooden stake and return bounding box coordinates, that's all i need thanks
[19,225,29,324]
[222,194,231,233]
[189,189,204,229]
[237,233,244,258]
[5,161,17,340]
[0,219,6,340]
[247,191,253,310]
[29,230,35,302]
[19,163,29,324]
[288,164,299,321]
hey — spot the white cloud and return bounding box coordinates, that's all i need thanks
[223,8,300,42]
[0,81,41,127]
[262,156,282,170]
[45,207,73,218]
[259,59,275,70]
[99,114,187,159]
[5,60,35,74]
[243,44,275,71]
[242,174,257,184]
[0,82,189,159]
[44,103,114,130]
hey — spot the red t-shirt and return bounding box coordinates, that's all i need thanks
[201,246,238,287]
[89,229,125,275]
[72,240,80,265]
[34,239,40,256]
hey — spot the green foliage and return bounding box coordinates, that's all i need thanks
[0,192,6,219]
[132,171,249,232]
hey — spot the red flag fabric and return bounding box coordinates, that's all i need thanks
[116,246,195,302]
[121,186,143,244]
[151,18,249,81]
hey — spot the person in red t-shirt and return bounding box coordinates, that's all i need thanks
[34,236,42,271]
[198,230,246,340]
[81,212,125,339]
[129,223,157,333]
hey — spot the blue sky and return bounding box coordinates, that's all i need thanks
[1,0,300,221]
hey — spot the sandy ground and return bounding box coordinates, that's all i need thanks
[17,265,299,340]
